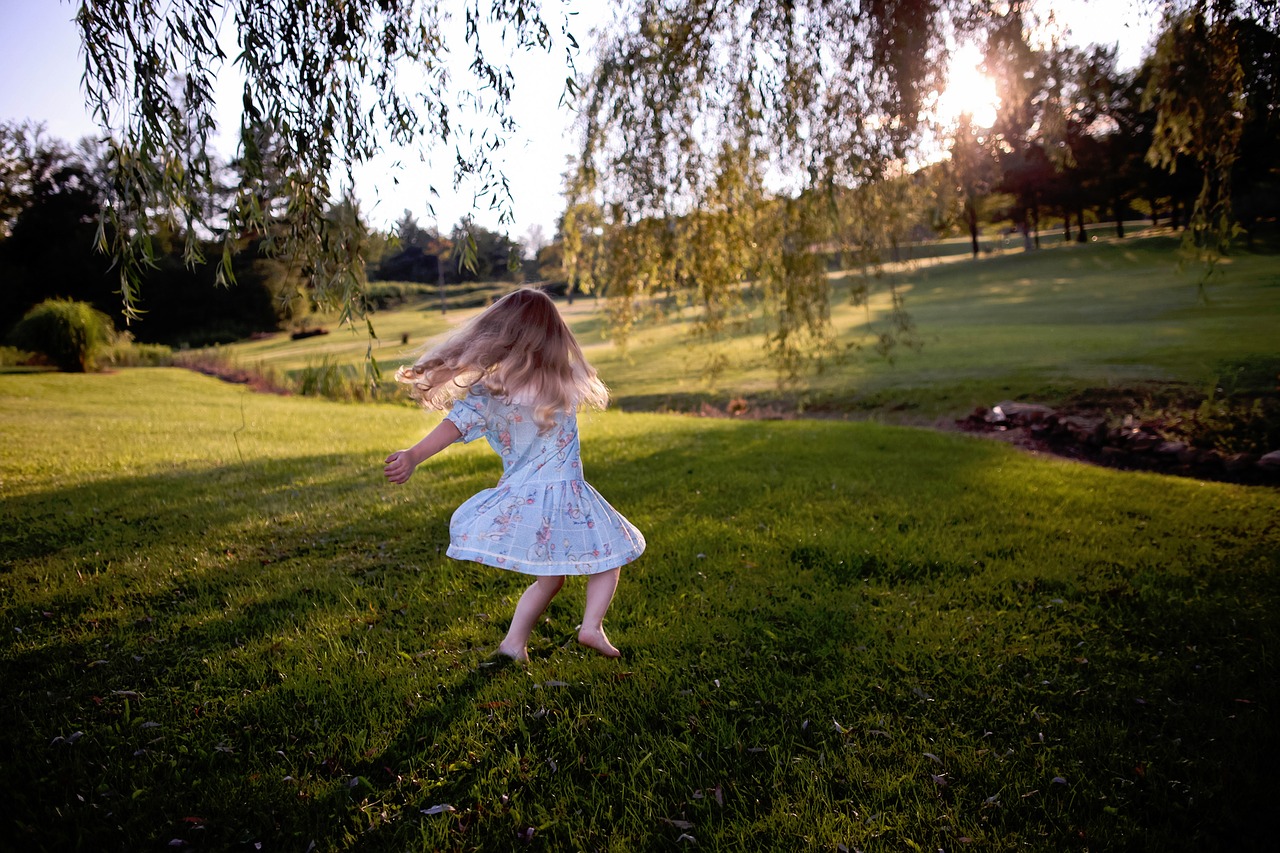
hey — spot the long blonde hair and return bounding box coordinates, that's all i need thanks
[396,288,609,430]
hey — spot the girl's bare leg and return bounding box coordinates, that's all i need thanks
[497,576,565,661]
[578,568,621,658]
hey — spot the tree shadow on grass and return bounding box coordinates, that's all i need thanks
[0,453,518,849]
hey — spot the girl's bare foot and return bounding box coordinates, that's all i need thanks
[577,627,620,658]
[494,644,529,663]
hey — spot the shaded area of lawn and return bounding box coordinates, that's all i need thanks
[1,371,1278,851]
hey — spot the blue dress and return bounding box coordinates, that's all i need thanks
[444,386,646,576]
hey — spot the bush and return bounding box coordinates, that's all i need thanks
[0,345,33,367]
[6,299,115,372]
[101,332,174,367]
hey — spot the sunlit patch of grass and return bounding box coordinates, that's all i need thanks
[200,232,1280,424]
[2,371,1277,850]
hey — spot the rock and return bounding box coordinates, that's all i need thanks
[1100,446,1129,463]
[1224,453,1257,472]
[993,401,1055,424]
[1197,449,1223,468]
[1059,415,1107,446]
[1156,441,1188,456]
[1125,432,1161,452]
[1259,450,1280,471]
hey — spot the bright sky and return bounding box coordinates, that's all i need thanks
[0,0,1156,240]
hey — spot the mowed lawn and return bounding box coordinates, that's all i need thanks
[214,230,1280,419]
[1,370,1277,851]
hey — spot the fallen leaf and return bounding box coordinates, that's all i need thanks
[422,804,456,815]
[661,818,694,830]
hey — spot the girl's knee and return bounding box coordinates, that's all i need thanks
[537,575,566,593]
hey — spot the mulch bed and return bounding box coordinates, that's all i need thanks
[955,400,1280,487]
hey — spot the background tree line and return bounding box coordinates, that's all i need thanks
[0,120,532,348]
[946,5,1279,258]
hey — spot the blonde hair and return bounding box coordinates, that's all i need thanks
[396,288,609,430]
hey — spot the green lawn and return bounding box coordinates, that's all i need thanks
[212,230,1280,421]
[2,370,1277,850]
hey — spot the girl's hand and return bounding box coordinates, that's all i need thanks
[383,419,461,486]
[383,450,418,485]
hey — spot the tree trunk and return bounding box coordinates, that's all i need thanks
[1113,199,1125,239]
[1076,208,1087,243]
[966,202,980,259]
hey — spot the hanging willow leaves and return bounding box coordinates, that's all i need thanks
[566,0,990,380]
[76,0,571,321]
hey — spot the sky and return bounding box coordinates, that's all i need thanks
[0,0,1158,242]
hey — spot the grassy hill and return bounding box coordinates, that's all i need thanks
[2,369,1277,850]
[212,230,1280,422]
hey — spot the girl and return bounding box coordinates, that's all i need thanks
[384,288,645,661]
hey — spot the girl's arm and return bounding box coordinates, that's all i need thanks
[383,418,463,484]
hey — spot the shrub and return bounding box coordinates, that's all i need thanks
[6,299,115,372]
[101,332,174,367]
[0,345,33,367]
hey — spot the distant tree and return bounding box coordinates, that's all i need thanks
[0,125,116,330]
[985,3,1055,250]
[521,223,548,260]
[949,114,998,258]
[449,219,519,282]
[1146,1,1280,255]
[394,210,436,251]
[1229,13,1280,243]
[1062,45,1140,240]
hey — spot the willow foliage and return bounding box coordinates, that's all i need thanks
[566,0,991,378]
[76,0,573,327]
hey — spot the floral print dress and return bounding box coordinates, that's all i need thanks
[444,386,646,576]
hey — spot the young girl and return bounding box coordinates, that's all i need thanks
[383,288,645,661]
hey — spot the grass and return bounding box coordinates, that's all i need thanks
[2,369,1278,851]
[206,229,1280,423]
[579,231,1280,417]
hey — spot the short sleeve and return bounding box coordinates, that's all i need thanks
[444,392,488,443]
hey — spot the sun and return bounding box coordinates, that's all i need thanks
[934,42,1000,129]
